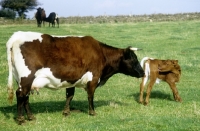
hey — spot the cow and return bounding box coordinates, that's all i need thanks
[6,31,144,124]
[139,57,182,105]
[35,7,46,27]
[44,12,59,28]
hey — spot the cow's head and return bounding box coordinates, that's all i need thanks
[120,47,144,78]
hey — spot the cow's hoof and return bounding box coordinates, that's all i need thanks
[63,112,70,116]
[63,110,70,116]
[63,106,71,116]
[27,114,36,121]
[16,116,25,125]
[89,110,96,116]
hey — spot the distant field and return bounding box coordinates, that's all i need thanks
[0,20,200,130]
[1,12,200,24]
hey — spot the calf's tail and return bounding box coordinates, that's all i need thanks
[140,57,152,86]
[140,57,150,68]
[140,57,154,68]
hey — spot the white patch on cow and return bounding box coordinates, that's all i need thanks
[7,31,43,49]
[31,68,93,90]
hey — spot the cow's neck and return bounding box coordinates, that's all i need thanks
[98,44,123,86]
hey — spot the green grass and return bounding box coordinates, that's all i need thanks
[0,20,200,131]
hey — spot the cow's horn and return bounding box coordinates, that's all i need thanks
[130,47,142,51]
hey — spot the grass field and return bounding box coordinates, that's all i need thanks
[0,20,200,131]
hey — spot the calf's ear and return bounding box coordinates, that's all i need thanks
[173,60,178,64]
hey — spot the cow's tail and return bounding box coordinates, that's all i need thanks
[6,39,14,104]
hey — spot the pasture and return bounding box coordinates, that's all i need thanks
[0,20,200,130]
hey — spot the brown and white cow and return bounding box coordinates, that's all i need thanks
[139,57,182,105]
[7,31,144,124]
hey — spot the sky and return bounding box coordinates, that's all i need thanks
[27,0,200,18]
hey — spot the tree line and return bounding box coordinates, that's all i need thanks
[0,0,40,19]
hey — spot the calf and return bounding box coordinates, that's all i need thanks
[139,57,182,105]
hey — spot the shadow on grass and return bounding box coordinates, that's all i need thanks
[132,90,174,103]
[0,99,123,119]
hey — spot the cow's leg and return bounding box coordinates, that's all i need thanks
[145,77,156,105]
[16,89,26,124]
[52,21,55,27]
[16,88,35,124]
[37,21,39,27]
[166,79,182,102]
[56,18,59,28]
[42,21,45,27]
[87,81,97,116]
[24,95,35,121]
[37,20,41,27]
[63,87,75,116]
[16,79,35,124]
[139,75,148,104]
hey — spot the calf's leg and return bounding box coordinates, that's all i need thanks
[139,75,148,104]
[165,74,182,102]
[166,80,182,102]
[63,87,75,116]
[145,78,156,105]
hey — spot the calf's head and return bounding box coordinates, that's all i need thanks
[120,47,144,78]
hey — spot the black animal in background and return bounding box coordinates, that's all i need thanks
[35,7,46,27]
